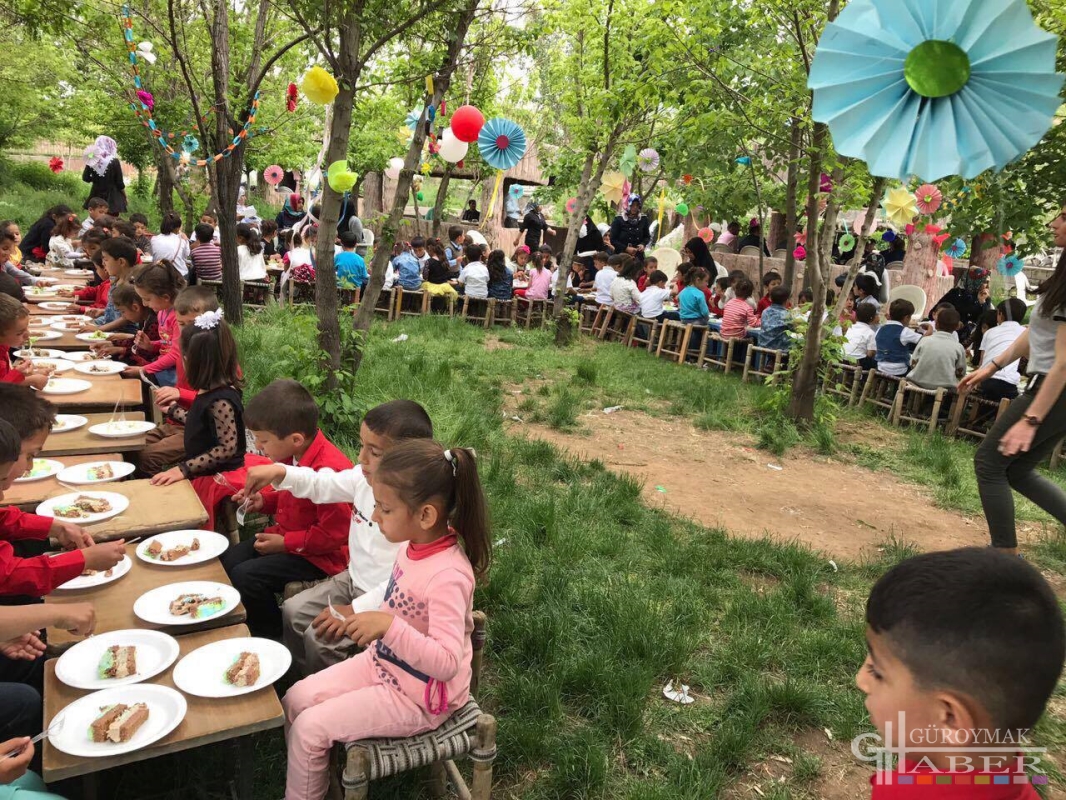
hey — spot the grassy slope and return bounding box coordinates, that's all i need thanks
[90,310,1066,798]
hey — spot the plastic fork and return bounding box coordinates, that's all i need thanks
[213,473,251,525]
[6,716,64,758]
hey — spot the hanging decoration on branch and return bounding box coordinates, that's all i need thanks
[914,183,942,215]
[136,42,156,65]
[735,156,752,166]
[946,238,968,258]
[997,254,1024,277]
[601,172,626,204]
[301,66,339,105]
[477,118,527,170]
[819,173,833,193]
[808,0,1064,181]
[794,245,807,261]
[450,105,485,143]
[286,83,298,112]
[438,128,468,163]
[638,148,659,173]
[698,227,715,244]
[883,186,918,227]
[385,157,405,180]
[882,229,897,243]
[509,184,524,199]
[263,165,284,186]
[405,105,424,131]
[327,161,358,193]
[838,233,856,252]
[121,5,263,167]
[565,198,578,215]
[619,145,638,178]
[48,157,63,174]
[675,202,689,216]
[182,134,199,155]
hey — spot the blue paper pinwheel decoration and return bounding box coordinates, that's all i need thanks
[808,0,1064,181]
[997,255,1024,277]
[946,238,968,258]
[735,156,752,166]
[405,105,424,131]
[477,118,527,170]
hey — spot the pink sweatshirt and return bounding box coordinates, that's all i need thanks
[144,308,180,375]
[372,536,474,716]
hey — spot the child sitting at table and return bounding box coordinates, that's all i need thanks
[609,256,643,314]
[457,245,488,300]
[236,400,433,676]
[843,302,878,370]
[875,299,927,377]
[281,439,490,800]
[84,236,137,334]
[236,223,267,282]
[422,240,457,302]
[521,249,552,301]
[594,254,622,306]
[125,260,186,386]
[854,274,881,314]
[335,231,367,290]
[91,283,157,366]
[0,297,46,390]
[639,270,673,321]
[907,306,967,391]
[189,223,222,283]
[755,271,783,315]
[858,548,1063,797]
[486,249,514,301]
[637,255,658,292]
[975,298,1027,401]
[149,310,245,486]
[129,212,153,253]
[757,285,792,351]
[678,267,711,326]
[709,277,729,318]
[392,242,423,292]
[720,277,759,339]
[46,215,81,269]
[219,380,353,640]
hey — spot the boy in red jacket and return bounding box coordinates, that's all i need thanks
[0,296,46,390]
[858,548,1062,798]
[218,380,352,639]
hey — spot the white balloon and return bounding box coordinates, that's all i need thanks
[441,127,457,142]
[438,136,468,163]
[385,157,405,180]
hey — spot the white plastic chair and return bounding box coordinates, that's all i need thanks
[739,246,762,257]
[889,284,927,319]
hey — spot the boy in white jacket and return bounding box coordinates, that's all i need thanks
[237,400,433,675]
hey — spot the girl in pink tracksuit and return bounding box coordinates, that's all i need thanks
[283,440,491,800]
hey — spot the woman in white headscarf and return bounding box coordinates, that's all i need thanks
[81,135,128,214]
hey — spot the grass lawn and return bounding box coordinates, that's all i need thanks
[72,310,1066,798]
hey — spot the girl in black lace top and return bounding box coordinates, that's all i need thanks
[150,311,245,485]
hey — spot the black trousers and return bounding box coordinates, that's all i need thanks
[221,539,326,640]
[979,377,1020,402]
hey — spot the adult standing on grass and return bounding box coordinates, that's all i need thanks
[961,206,1066,556]
[81,136,127,215]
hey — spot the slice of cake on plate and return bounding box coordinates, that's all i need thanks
[98,645,137,679]
[89,703,149,743]
[225,651,260,687]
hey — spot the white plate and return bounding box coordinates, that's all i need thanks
[31,359,75,374]
[52,284,80,293]
[38,301,69,310]
[51,414,88,433]
[27,330,62,341]
[47,683,187,758]
[65,269,93,277]
[133,581,241,627]
[173,637,291,698]
[57,460,136,485]
[54,314,92,323]
[27,316,55,327]
[36,491,129,524]
[27,289,59,299]
[74,361,126,376]
[137,531,229,567]
[14,458,64,483]
[89,421,156,438]
[75,331,112,343]
[14,348,63,360]
[54,554,133,592]
[40,378,92,395]
[54,627,177,689]
[62,351,96,363]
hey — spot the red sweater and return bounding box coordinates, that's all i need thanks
[74,279,110,309]
[0,507,84,595]
[0,346,24,384]
[260,431,353,575]
[756,294,773,315]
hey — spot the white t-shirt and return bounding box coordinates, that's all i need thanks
[639,286,671,318]
[979,321,1025,385]
[276,464,401,614]
[460,261,489,299]
[238,244,267,281]
[594,267,617,305]
[609,277,641,309]
[149,233,190,276]
[79,217,94,236]
[382,262,395,290]
[286,247,312,269]
[844,321,877,360]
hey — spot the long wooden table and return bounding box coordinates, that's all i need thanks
[41,374,143,412]
[5,453,124,509]
[41,412,149,457]
[37,479,208,545]
[45,539,241,650]
[43,624,283,794]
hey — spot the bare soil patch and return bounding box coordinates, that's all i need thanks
[506,407,989,562]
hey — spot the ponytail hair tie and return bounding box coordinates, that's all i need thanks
[443,449,457,476]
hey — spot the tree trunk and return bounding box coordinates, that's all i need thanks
[363,172,383,218]
[431,164,453,237]
[828,177,887,324]
[156,152,176,217]
[351,0,478,374]
[213,155,246,323]
[787,122,829,424]
[783,118,802,288]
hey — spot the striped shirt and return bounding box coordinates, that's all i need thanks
[190,242,222,281]
[720,298,757,339]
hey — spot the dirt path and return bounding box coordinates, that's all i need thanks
[506,408,993,562]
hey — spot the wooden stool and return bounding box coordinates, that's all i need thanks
[584,304,610,338]
[822,362,866,406]
[242,280,272,309]
[373,288,399,320]
[517,297,548,328]
[426,291,457,316]
[860,371,904,416]
[460,296,493,328]
[578,304,599,335]
[698,332,735,372]
[630,316,661,352]
[656,320,694,364]
[892,381,952,434]
[947,392,1011,439]
[743,346,788,384]
[396,288,429,318]
[287,279,315,306]
[602,309,636,344]
[491,299,517,327]
[728,337,750,373]
[1051,439,1066,471]
[339,613,494,800]
[338,286,361,308]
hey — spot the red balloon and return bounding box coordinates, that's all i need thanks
[450,105,485,143]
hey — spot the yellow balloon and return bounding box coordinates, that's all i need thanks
[301,66,339,105]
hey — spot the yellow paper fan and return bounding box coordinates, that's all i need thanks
[301,66,339,105]
[601,172,626,204]
[883,186,918,228]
